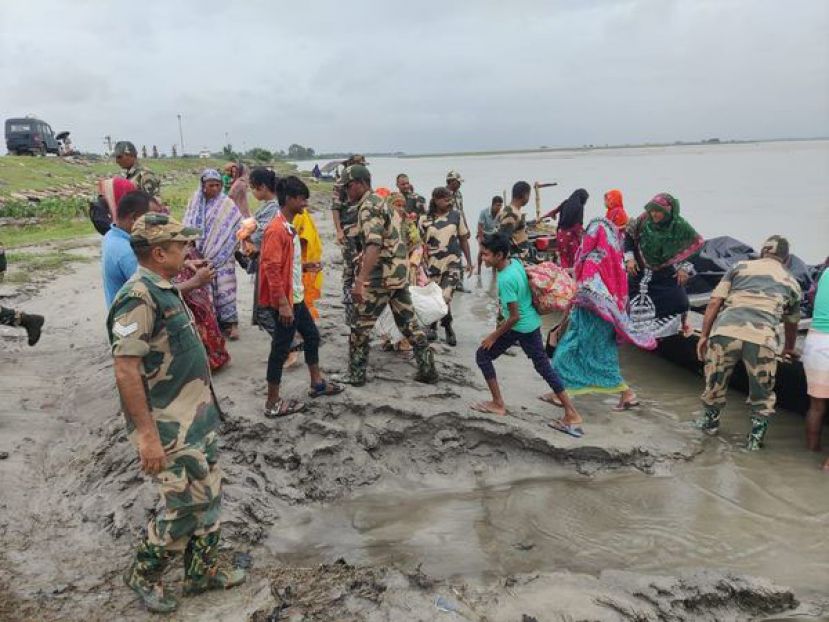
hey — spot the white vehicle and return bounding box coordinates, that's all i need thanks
[198,149,211,159]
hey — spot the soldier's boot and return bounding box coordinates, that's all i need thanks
[413,345,439,384]
[182,530,246,596]
[443,322,458,348]
[20,313,44,346]
[341,336,368,386]
[745,416,769,451]
[694,406,721,436]
[426,323,438,342]
[123,539,178,613]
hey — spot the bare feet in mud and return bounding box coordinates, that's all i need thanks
[822,457,829,472]
[470,400,506,415]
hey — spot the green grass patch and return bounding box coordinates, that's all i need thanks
[3,250,91,282]
[0,219,95,248]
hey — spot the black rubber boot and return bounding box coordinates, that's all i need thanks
[20,313,44,346]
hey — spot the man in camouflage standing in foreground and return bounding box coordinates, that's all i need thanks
[342,164,438,386]
[331,154,367,326]
[696,235,802,451]
[107,213,245,613]
[114,140,162,200]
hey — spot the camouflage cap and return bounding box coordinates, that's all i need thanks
[760,235,790,261]
[446,170,463,183]
[113,141,137,157]
[130,212,201,247]
[341,164,371,185]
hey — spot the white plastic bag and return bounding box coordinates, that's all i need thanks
[410,282,448,326]
[373,306,404,343]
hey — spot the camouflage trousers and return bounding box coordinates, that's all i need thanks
[0,306,21,326]
[147,432,223,552]
[349,286,434,382]
[341,236,359,327]
[701,335,778,418]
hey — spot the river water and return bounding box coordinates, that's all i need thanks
[285,142,829,606]
[308,139,829,263]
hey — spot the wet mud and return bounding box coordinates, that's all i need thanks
[0,195,824,621]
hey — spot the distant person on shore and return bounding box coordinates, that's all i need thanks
[258,175,343,417]
[625,192,704,339]
[604,189,629,229]
[184,169,243,340]
[473,233,582,435]
[396,173,427,221]
[497,181,531,260]
[477,195,503,272]
[802,259,828,467]
[108,213,245,613]
[544,189,588,269]
[113,141,161,200]
[343,164,438,386]
[696,235,801,451]
[544,218,656,414]
[421,187,473,346]
[225,162,251,218]
[331,154,367,327]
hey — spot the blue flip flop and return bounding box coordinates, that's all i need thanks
[548,418,584,438]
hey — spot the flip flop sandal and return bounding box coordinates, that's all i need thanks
[538,394,564,408]
[264,398,305,418]
[308,381,345,398]
[548,418,584,438]
[612,400,641,412]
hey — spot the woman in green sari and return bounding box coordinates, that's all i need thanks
[624,193,704,339]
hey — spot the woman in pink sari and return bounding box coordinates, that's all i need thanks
[546,217,657,412]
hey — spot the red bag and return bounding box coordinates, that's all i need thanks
[524,261,576,314]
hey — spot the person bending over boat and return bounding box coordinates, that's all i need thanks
[545,188,588,269]
[803,259,829,469]
[543,218,656,412]
[624,192,704,339]
[696,235,801,451]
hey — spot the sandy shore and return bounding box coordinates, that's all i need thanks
[0,192,820,621]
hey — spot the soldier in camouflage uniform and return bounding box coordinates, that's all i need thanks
[396,173,427,221]
[331,154,367,326]
[420,186,473,346]
[497,181,531,260]
[114,141,162,200]
[107,213,245,613]
[696,235,802,451]
[342,165,438,386]
[446,170,471,291]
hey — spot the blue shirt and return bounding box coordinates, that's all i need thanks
[478,207,501,235]
[497,258,541,333]
[101,225,138,306]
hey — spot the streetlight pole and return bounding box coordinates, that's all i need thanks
[177,114,184,157]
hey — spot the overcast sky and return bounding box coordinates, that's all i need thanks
[1,0,827,155]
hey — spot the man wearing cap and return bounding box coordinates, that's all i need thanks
[342,164,438,386]
[331,154,368,326]
[107,213,245,613]
[696,235,802,451]
[446,170,470,290]
[114,140,161,199]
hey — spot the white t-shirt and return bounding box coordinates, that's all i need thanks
[292,225,304,304]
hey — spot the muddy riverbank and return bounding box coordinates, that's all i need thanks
[0,194,825,621]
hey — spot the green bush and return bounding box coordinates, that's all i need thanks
[0,197,88,220]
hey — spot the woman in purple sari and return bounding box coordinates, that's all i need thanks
[184,169,243,339]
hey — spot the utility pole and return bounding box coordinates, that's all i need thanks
[103,134,112,154]
[177,114,184,156]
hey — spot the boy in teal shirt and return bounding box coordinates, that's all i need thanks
[473,233,582,436]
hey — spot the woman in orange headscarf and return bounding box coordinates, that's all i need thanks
[604,189,629,229]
